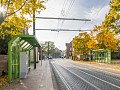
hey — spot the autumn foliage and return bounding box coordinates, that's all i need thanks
[0,0,45,54]
[72,32,90,55]
[72,0,119,56]
[87,26,118,51]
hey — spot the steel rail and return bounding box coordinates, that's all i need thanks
[51,63,72,90]
[60,60,120,82]
[64,61,120,82]
[66,60,120,78]
[54,62,101,90]
[57,61,120,89]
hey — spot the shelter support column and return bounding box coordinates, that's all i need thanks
[14,47,17,79]
[8,42,12,83]
[18,40,20,81]
[34,48,36,69]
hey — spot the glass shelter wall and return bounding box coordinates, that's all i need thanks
[8,35,41,83]
[92,49,111,63]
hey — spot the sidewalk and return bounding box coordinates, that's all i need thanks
[3,60,53,90]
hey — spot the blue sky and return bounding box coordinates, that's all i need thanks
[28,0,111,50]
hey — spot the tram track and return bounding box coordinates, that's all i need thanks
[64,60,120,81]
[52,63,73,90]
[57,59,120,81]
[67,60,120,78]
[51,59,120,90]
[51,62,100,90]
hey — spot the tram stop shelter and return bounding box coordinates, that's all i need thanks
[8,35,41,83]
[92,49,111,63]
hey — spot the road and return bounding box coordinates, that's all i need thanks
[50,59,120,90]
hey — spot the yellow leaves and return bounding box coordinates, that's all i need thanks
[101,0,120,32]
[95,29,118,51]
[1,0,45,25]
[0,75,8,88]
[110,0,120,7]
[72,32,90,55]
[0,16,22,39]
[87,38,99,50]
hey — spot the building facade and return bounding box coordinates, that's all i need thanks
[66,42,72,59]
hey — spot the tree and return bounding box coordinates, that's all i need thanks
[0,0,45,54]
[87,37,99,50]
[96,29,118,51]
[0,0,45,25]
[0,0,45,38]
[101,0,120,33]
[0,20,22,54]
[87,26,118,51]
[41,41,61,58]
[72,32,90,55]
[87,0,120,51]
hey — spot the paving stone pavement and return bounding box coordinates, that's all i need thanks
[3,60,54,90]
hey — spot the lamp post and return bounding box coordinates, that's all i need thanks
[48,42,49,60]
[33,0,36,69]
[90,49,93,61]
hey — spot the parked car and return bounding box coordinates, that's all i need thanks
[49,56,52,59]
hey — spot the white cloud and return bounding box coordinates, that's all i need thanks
[85,5,110,21]
[81,5,110,30]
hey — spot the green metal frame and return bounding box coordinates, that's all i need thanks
[8,35,40,83]
[92,49,111,63]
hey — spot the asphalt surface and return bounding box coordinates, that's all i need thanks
[51,59,120,90]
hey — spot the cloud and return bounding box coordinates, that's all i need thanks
[85,5,110,21]
[81,5,110,30]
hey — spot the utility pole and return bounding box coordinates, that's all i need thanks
[48,42,49,60]
[33,0,36,69]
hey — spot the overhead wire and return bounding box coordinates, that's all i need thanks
[60,0,76,29]
[56,0,68,32]
[56,0,69,45]
[56,0,76,49]
[60,0,74,44]
[57,0,68,29]
[59,0,76,47]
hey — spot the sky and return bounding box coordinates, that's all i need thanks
[28,0,111,50]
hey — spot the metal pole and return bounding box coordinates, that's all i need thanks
[35,17,91,21]
[28,50,31,71]
[40,46,42,66]
[14,47,17,79]
[18,40,20,81]
[48,42,49,59]
[35,29,91,31]
[33,6,36,69]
